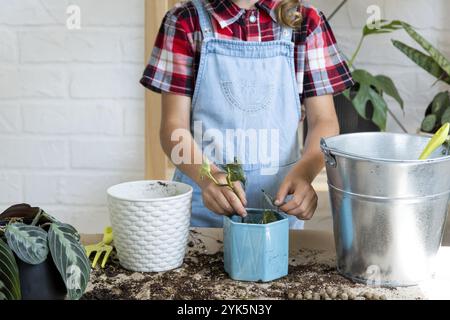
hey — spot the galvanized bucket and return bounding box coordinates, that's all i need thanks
[321,132,450,286]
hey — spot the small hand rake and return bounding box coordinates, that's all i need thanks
[85,226,113,268]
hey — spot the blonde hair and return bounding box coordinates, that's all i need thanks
[275,0,303,29]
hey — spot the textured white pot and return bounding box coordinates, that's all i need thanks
[107,180,193,272]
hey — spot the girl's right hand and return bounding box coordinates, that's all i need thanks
[199,172,247,217]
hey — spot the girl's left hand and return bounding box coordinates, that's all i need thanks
[274,174,318,220]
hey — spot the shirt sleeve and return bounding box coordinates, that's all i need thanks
[303,12,354,99]
[140,10,195,97]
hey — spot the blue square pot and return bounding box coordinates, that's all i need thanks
[223,209,289,282]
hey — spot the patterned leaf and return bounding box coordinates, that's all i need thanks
[0,204,57,225]
[48,222,90,300]
[0,238,21,300]
[392,40,450,85]
[401,22,450,79]
[5,223,48,265]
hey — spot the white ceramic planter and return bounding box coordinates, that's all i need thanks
[107,180,193,272]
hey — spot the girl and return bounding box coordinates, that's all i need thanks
[141,0,353,228]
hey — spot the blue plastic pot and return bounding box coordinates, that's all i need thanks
[223,209,289,282]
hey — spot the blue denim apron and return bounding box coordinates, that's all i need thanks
[173,0,303,229]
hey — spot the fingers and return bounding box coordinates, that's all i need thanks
[285,189,318,220]
[275,180,291,206]
[232,181,247,207]
[223,188,247,217]
[213,191,233,215]
[203,193,226,215]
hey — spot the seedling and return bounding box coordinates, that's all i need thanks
[199,158,280,224]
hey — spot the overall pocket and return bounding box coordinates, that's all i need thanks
[220,80,275,113]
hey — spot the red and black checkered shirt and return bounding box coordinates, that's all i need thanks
[140,0,354,100]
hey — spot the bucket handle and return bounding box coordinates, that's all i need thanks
[320,138,337,168]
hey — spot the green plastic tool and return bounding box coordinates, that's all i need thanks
[85,226,113,268]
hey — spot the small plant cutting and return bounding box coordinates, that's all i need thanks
[0,204,91,300]
[392,22,450,134]
[199,158,279,224]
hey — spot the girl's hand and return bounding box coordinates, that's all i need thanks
[274,172,318,220]
[199,172,247,217]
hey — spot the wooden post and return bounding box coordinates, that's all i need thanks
[144,0,178,179]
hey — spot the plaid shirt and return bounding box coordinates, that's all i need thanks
[140,0,353,100]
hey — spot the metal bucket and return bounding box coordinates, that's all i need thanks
[320,132,450,286]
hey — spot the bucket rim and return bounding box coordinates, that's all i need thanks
[322,132,450,164]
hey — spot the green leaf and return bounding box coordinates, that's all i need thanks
[351,69,393,130]
[225,158,246,187]
[363,20,402,37]
[352,81,371,119]
[374,75,404,110]
[442,108,450,126]
[0,238,21,300]
[262,210,278,224]
[48,222,90,300]
[5,223,48,265]
[368,88,388,131]
[401,22,450,79]
[431,92,450,116]
[392,40,450,85]
[422,114,438,132]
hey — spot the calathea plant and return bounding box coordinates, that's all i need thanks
[392,22,450,133]
[0,204,90,300]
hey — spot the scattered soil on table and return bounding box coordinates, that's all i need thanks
[82,232,423,300]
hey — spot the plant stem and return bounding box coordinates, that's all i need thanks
[327,0,348,21]
[387,107,408,133]
[348,35,364,70]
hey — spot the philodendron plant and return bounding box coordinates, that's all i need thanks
[200,158,278,224]
[344,20,405,131]
[392,22,450,133]
[326,1,406,131]
[0,204,90,300]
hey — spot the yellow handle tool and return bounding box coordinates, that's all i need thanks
[85,226,114,268]
[419,123,450,160]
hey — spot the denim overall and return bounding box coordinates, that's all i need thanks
[173,0,303,229]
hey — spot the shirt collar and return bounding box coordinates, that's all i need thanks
[205,0,279,29]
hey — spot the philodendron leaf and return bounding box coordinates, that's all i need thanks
[401,22,450,79]
[0,238,21,300]
[226,159,246,187]
[5,223,48,265]
[392,40,450,85]
[48,222,90,300]
[351,69,392,130]
[368,88,389,131]
[363,20,402,37]
[374,75,404,111]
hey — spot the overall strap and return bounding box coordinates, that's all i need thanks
[280,26,293,42]
[192,0,214,39]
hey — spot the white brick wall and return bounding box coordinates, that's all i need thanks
[0,0,145,233]
[1,0,450,233]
